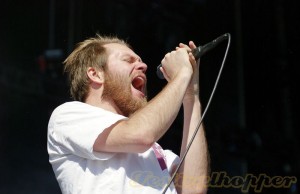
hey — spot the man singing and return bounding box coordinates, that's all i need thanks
[47,35,208,194]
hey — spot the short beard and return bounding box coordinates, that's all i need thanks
[102,72,147,117]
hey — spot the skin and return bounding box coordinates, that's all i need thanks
[85,42,208,194]
[178,42,208,194]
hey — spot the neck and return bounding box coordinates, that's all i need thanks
[85,94,123,116]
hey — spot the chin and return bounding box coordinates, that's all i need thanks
[131,87,146,99]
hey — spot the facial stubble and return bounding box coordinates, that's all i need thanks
[102,73,147,117]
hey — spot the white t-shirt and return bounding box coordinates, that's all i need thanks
[47,101,180,194]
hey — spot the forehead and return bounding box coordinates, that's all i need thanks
[104,43,138,58]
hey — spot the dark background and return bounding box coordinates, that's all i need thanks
[0,0,299,193]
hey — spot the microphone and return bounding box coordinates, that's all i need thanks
[156,33,230,79]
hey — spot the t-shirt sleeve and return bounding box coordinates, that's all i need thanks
[47,102,126,160]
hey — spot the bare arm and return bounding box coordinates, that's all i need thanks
[94,48,194,153]
[176,42,209,194]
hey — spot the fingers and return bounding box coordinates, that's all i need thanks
[176,42,198,65]
[189,41,197,49]
[189,52,196,64]
[161,48,190,80]
[161,41,199,81]
[176,41,197,55]
[178,43,191,52]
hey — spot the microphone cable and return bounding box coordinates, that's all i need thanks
[161,33,231,194]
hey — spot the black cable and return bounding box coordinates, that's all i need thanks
[161,33,231,194]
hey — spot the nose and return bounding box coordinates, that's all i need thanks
[135,61,148,73]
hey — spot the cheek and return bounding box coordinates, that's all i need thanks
[115,73,132,90]
[107,61,130,75]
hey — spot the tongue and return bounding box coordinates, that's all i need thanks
[132,77,144,90]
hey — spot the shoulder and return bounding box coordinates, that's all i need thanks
[53,101,93,113]
[51,101,110,117]
[49,101,126,126]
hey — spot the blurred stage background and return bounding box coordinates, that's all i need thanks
[0,0,299,193]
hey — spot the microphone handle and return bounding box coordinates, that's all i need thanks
[156,33,229,79]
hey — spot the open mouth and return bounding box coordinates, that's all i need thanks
[131,75,146,95]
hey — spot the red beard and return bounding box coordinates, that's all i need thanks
[102,72,147,117]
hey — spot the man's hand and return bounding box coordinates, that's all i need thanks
[160,47,193,82]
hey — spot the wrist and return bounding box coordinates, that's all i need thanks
[169,69,192,88]
[183,94,200,106]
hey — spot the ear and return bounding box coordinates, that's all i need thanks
[87,67,104,84]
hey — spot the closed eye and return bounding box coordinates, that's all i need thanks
[123,57,134,63]
[123,59,131,63]
[122,55,142,64]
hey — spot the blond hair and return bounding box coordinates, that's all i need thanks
[63,34,129,101]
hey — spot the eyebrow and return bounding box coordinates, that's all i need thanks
[121,53,142,62]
